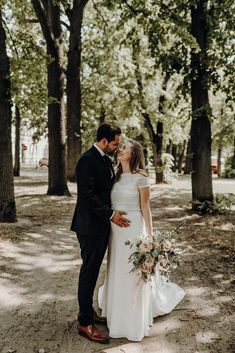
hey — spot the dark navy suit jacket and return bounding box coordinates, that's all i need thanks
[71,146,115,236]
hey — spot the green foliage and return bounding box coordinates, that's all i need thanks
[4,0,48,136]
[193,194,233,215]
[219,167,235,179]
[162,153,176,184]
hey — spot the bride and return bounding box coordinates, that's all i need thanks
[99,139,185,341]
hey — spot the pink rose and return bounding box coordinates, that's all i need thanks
[144,256,155,269]
[139,239,153,253]
[163,240,172,252]
[139,264,152,273]
[154,241,160,249]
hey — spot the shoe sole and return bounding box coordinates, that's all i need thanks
[79,330,110,344]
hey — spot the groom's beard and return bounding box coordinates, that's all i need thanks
[103,147,116,156]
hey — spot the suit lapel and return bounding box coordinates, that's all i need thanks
[89,146,113,179]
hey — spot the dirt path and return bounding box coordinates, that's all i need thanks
[0,172,234,353]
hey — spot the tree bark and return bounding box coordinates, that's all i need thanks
[231,137,235,169]
[191,0,213,206]
[171,144,177,172]
[14,105,20,176]
[166,140,172,154]
[31,0,70,195]
[217,145,222,174]
[155,121,164,183]
[184,137,192,174]
[132,38,166,183]
[178,140,186,174]
[66,0,89,182]
[99,105,105,124]
[0,10,17,222]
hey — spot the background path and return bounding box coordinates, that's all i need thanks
[0,170,234,353]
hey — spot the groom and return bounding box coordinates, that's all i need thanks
[71,123,130,344]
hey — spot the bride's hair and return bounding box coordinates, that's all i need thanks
[115,139,147,183]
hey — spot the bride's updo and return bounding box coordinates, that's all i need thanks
[115,139,147,182]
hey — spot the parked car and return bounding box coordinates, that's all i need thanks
[39,157,49,167]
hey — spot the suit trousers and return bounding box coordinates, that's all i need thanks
[77,233,109,326]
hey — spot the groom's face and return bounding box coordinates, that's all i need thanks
[104,134,121,155]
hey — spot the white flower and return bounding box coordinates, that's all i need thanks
[163,240,172,252]
[139,239,153,253]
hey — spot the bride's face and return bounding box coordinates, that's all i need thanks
[117,142,132,162]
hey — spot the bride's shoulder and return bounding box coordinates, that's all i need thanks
[135,169,148,177]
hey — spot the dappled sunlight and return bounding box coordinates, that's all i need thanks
[214,222,235,231]
[187,275,201,282]
[195,330,220,344]
[150,317,183,336]
[215,295,232,304]
[197,306,220,317]
[0,173,232,352]
[103,337,182,353]
[213,273,224,279]
[0,278,27,307]
[186,287,208,297]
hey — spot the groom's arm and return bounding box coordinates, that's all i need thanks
[76,155,113,221]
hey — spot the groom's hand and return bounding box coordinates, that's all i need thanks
[111,211,131,228]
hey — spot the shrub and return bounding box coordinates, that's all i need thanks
[192,194,233,215]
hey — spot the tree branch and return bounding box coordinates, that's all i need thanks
[121,0,150,16]
[31,0,55,50]
[61,20,70,31]
[2,17,20,60]
[92,0,109,27]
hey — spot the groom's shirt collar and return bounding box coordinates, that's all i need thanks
[94,143,105,157]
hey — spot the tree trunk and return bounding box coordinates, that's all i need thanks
[66,0,89,182]
[217,145,222,174]
[191,0,213,206]
[232,137,235,169]
[155,121,164,183]
[166,140,172,154]
[0,10,17,222]
[184,138,192,174]
[14,105,20,176]
[178,140,186,174]
[171,144,177,172]
[99,105,105,124]
[132,37,168,183]
[47,2,69,195]
[31,0,70,195]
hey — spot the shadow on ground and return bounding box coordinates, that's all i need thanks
[0,175,234,353]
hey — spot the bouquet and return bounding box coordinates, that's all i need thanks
[125,222,185,283]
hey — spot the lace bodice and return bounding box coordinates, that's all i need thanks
[111,173,150,211]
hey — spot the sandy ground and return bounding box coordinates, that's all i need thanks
[0,168,234,353]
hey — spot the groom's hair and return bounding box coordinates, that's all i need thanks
[96,123,122,143]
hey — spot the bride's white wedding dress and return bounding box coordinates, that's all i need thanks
[98,173,185,341]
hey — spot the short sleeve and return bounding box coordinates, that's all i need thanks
[137,175,151,189]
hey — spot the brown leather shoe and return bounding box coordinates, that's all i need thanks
[93,312,107,326]
[79,324,110,344]
[77,312,107,326]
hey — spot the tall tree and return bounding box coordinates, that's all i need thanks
[13,105,20,176]
[31,0,70,195]
[191,0,213,206]
[65,0,89,182]
[0,8,17,222]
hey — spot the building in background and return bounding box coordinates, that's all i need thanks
[12,125,48,168]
